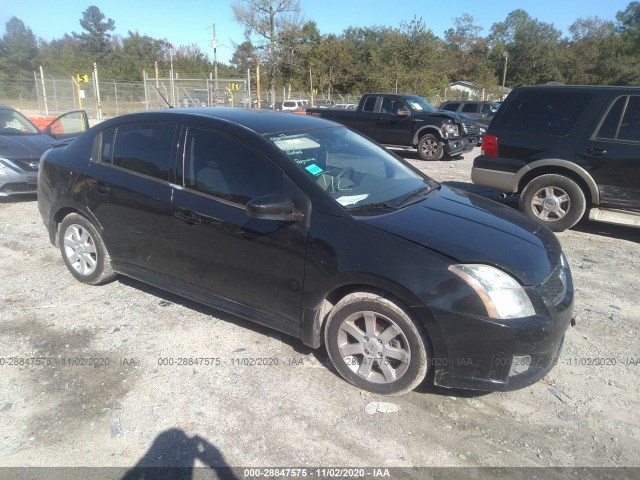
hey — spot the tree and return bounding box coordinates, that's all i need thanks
[230,41,256,72]
[73,6,116,57]
[0,17,38,81]
[231,0,303,102]
[444,14,489,83]
[563,17,616,84]
[489,9,564,87]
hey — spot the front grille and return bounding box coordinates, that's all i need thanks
[13,159,39,172]
[460,122,480,136]
[541,264,567,306]
[0,182,37,193]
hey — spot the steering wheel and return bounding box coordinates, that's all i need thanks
[336,167,354,180]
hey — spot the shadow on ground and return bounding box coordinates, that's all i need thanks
[121,428,237,479]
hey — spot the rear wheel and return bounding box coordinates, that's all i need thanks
[324,291,430,395]
[519,174,586,232]
[417,134,443,161]
[58,213,116,285]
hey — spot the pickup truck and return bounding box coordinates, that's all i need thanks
[306,93,479,160]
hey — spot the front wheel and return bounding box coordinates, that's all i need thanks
[58,213,117,285]
[417,134,444,161]
[519,174,586,232]
[324,292,430,396]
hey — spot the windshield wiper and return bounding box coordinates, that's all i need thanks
[348,202,398,213]
[395,186,435,207]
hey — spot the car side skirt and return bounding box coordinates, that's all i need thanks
[114,262,302,340]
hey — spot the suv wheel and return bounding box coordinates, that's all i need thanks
[417,134,444,161]
[324,291,430,396]
[520,174,586,232]
[58,213,117,285]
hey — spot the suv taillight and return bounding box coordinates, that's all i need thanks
[481,134,498,157]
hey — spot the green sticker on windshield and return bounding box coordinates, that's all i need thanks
[305,163,323,176]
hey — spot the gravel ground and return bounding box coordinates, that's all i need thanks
[0,147,639,471]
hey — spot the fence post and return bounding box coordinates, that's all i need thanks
[93,63,103,119]
[114,80,119,116]
[50,75,59,113]
[143,70,149,111]
[33,71,42,114]
[39,65,49,115]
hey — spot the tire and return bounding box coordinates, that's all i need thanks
[58,213,116,285]
[417,134,444,161]
[519,174,586,232]
[324,291,430,396]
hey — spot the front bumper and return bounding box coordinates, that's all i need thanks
[415,279,574,391]
[0,169,38,196]
[444,136,477,156]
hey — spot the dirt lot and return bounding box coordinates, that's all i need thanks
[0,147,639,473]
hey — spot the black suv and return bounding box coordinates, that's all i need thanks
[439,100,500,126]
[472,85,640,231]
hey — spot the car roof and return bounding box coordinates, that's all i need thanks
[97,107,338,135]
[514,84,640,94]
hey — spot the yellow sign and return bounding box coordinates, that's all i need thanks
[230,83,239,91]
[76,74,89,83]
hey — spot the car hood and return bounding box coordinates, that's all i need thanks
[421,110,472,123]
[361,186,561,285]
[0,133,54,160]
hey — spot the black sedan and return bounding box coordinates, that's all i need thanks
[37,108,574,395]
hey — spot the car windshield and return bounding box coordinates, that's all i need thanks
[0,109,39,135]
[403,95,438,114]
[267,127,438,212]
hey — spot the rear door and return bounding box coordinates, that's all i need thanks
[581,95,640,210]
[171,125,309,327]
[84,122,178,274]
[354,95,381,139]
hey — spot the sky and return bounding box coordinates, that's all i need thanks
[0,0,632,65]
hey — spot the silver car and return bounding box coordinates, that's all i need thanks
[0,105,88,196]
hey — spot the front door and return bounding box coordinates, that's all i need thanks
[581,95,640,210]
[171,126,309,327]
[375,96,413,145]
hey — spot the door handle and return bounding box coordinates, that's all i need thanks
[587,147,607,156]
[174,210,202,225]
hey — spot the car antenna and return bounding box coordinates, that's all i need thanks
[151,85,174,108]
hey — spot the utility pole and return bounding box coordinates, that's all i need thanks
[501,51,509,101]
[256,59,261,108]
[212,24,218,93]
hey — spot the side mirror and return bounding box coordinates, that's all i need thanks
[246,194,304,222]
[396,108,411,117]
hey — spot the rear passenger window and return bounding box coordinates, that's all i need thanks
[184,128,282,205]
[362,97,377,112]
[618,96,640,142]
[596,97,626,140]
[442,103,460,112]
[499,91,592,136]
[111,124,177,180]
[596,96,640,142]
[461,103,479,113]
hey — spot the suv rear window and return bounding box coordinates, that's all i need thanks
[498,91,592,137]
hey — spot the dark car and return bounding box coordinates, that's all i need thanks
[473,85,640,231]
[439,100,500,126]
[38,108,573,395]
[0,105,88,196]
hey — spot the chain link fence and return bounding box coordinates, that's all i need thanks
[1,68,446,120]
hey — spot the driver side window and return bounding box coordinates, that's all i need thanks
[184,128,283,205]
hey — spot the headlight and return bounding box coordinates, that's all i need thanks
[449,264,535,319]
[442,123,459,138]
